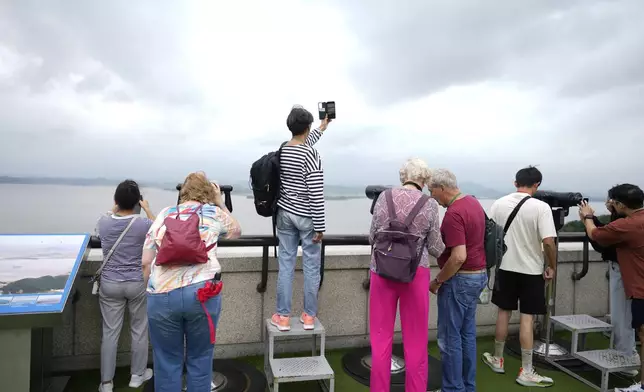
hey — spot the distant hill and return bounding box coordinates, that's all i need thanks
[1,275,68,294]
[0,176,177,190]
[2,175,509,198]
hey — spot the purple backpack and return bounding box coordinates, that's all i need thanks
[372,189,430,283]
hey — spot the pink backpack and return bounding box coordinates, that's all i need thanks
[155,204,214,266]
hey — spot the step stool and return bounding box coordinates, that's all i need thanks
[546,314,640,392]
[264,318,335,392]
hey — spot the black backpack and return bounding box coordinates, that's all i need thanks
[250,142,287,217]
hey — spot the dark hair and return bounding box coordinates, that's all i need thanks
[515,166,543,188]
[286,106,314,136]
[608,183,644,210]
[114,179,141,210]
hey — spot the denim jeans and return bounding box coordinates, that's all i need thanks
[610,261,637,354]
[437,272,488,392]
[276,208,321,316]
[147,281,222,392]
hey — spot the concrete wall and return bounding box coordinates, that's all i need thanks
[50,246,609,372]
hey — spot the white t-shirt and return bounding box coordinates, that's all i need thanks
[490,192,557,275]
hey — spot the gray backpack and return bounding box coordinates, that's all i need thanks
[372,189,430,283]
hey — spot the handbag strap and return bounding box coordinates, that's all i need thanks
[503,196,531,234]
[96,216,138,277]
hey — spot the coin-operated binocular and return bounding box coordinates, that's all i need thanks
[365,185,391,214]
[176,183,234,212]
[533,190,585,232]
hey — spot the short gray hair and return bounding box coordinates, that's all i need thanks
[399,158,431,185]
[428,168,458,189]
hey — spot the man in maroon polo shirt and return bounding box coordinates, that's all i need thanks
[428,168,487,392]
[580,183,644,392]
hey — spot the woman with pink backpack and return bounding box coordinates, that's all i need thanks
[368,158,445,392]
[142,172,241,392]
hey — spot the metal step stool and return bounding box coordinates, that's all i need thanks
[264,318,335,392]
[545,314,640,392]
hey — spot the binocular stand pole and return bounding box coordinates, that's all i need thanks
[533,237,568,358]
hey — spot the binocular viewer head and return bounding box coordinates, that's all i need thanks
[176,183,234,212]
[365,185,390,201]
[175,184,233,193]
[533,190,585,209]
[365,185,392,214]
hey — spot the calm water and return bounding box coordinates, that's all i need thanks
[0,184,608,235]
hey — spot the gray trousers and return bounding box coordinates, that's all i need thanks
[99,280,149,382]
[609,261,637,355]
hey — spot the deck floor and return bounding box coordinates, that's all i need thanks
[62,336,638,392]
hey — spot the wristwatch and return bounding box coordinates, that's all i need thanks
[583,214,594,220]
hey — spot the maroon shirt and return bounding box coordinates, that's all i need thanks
[592,210,644,299]
[437,195,486,270]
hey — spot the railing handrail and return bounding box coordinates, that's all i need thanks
[87,232,591,292]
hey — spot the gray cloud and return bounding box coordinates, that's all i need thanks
[0,0,643,194]
[2,0,200,106]
[339,0,644,105]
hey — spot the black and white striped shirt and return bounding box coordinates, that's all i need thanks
[277,128,326,232]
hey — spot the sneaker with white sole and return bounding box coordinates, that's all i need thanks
[482,352,505,374]
[129,368,153,388]
[270,314,291,331]
[300,313,315,330]
[618,369,639,378]
[98,382,113,392]
[516,367,554,388]
[615,382,643,391]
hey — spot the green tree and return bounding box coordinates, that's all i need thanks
[560,214,611,232]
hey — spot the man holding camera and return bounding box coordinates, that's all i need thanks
[586,196,638,379]
[580,184,644,392]
[482,166,557,388]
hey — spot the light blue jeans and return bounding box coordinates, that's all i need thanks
[147,281,222,392]
[437,272,488,392]
[276,208,321,317]
[610,261,637,355]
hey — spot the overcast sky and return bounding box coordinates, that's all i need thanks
[1,0,642,193]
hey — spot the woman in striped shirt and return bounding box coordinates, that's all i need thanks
[270,105,331,332]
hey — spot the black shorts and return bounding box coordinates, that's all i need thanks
[492,269,546,315]
[631,299,644,330]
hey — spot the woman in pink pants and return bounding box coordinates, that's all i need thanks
[368,159,445,392]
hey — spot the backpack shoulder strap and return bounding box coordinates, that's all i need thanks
[503,196,531,234]
[404,194,430,227]
[96,216,138,277]
[385,189,397,221]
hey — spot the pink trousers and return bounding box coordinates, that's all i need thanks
[369,268,430,392]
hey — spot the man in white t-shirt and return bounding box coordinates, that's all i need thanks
[482,166,558,388]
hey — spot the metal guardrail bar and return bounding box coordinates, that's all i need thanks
[88,232,589,293]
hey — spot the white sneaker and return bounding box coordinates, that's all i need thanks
[619,369,639,378]
[98,383,113,392]
[615,382,643,392]
[482,352,505,374]
[129,368,153,388]
[516,367,554,388]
